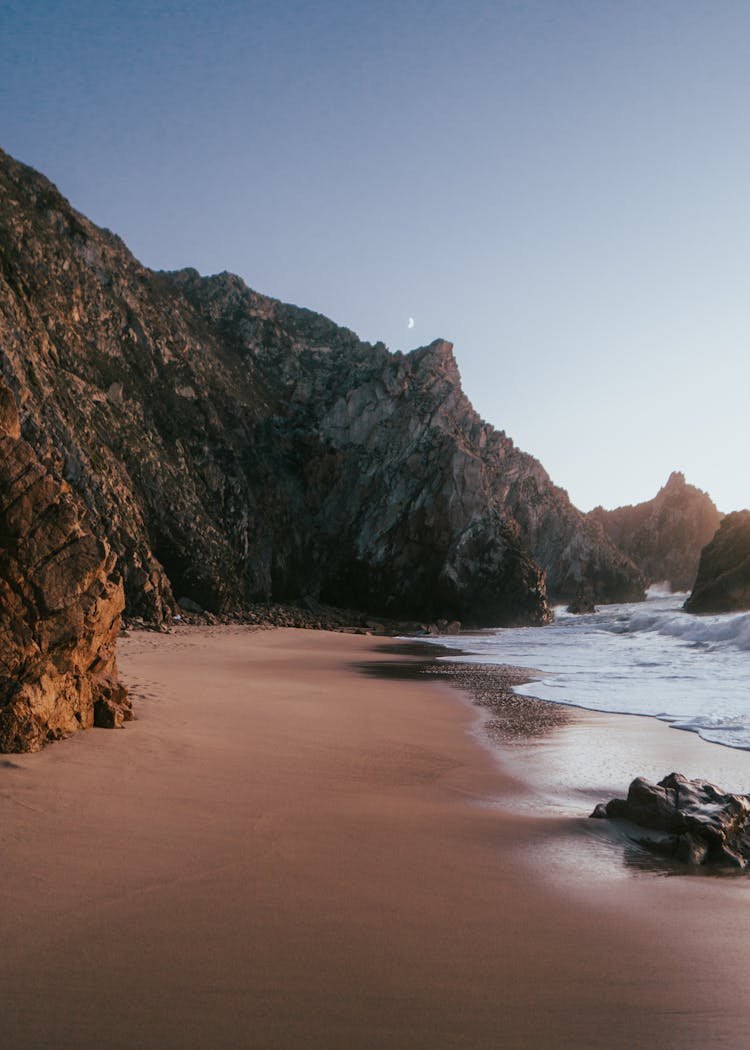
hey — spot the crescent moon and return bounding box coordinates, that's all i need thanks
[407,317,414,329]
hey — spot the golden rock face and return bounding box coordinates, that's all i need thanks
[0,381,129,752]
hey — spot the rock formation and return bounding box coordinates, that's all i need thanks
[0,146,644,629]
[684,511,750,614]
[592,772,750,868]
[0,380,129,752]
[589,472,722,592]
[566,587,596,615]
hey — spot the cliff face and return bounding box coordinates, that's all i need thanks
[684,512,750,614]
[0,381,129,752]
[174,272,645,611]
[0,147,644,627]
[589,472,722,593]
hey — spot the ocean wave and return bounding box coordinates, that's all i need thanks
[645,582,680,599]
[414,595,750,753]
[669,714,750,750]
[603,607,750,653]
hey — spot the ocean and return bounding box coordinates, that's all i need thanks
[417,589,750,752]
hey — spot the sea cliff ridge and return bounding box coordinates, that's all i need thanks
[589,471,722,594]
[0,146,644,631]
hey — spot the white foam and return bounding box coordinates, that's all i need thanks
[414,595,750,751]
[645,581,674,598]
[606,604,750,652]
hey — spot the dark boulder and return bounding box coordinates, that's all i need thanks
[566,586,596,615]
[591,772,750,868]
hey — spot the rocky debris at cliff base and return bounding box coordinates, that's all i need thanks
[591,772,750,868]
[124,600,432,636]
[93,675,133,729]
[420,619,462,636]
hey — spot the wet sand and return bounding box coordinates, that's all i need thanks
[1,627,750,1048]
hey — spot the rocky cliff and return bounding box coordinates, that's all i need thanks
[589,472,722,592]
[0,147,644,628]
[684,512,750,614]
[0,380,129,751]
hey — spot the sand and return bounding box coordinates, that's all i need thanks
[1,626,750,1049]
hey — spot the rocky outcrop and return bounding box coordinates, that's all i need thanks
[684,511,750,614]
[0,146,644,627]
[592,773,750,868]
[0,380,129,751]
[566,587,596,615]
[589,472,722,592]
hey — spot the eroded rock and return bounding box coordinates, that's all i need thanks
[591,772,750,868]
[0,381,130,752]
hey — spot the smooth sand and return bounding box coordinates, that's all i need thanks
[2,627,750,1049]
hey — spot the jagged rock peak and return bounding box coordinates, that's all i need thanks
[0,381,130,752]
[409,338,457,364]
[659,470,715,500]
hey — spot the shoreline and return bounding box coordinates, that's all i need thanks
[367,639,750,798]
[412,627,750,759]
[1,626,750,1047]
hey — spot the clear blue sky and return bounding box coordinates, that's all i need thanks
[2,0,748,512]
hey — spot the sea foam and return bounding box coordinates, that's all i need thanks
[415,595,750,750]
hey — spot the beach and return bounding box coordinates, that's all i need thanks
[1,626,750,1049]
